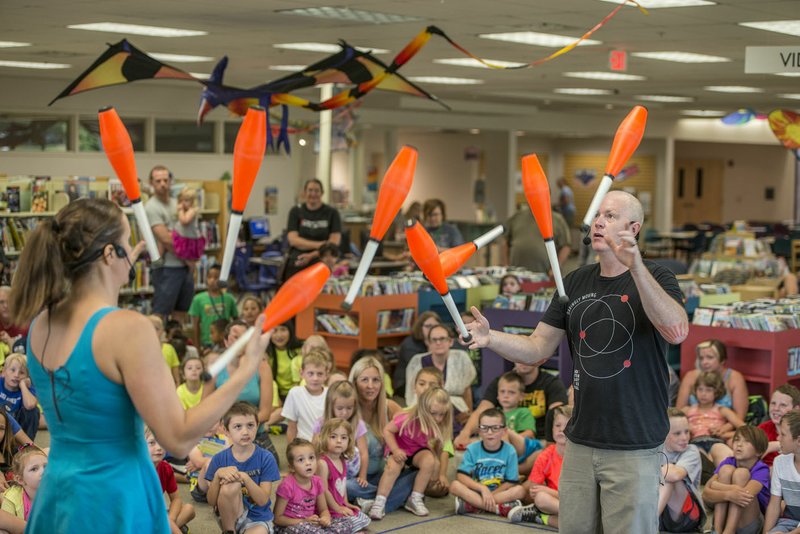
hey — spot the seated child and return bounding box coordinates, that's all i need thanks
[411,367,454,498]
[267,323,302,399]
[658,408,705,534]
[284,351,329,443]
[0,444,46,523]
[509,405,573,527]
[206,402,280,534]
[0,354,39,439]
[684,370,742,466]
[494,372,542,475]
[274,438,348,533]
[318,242,348,278]
[311,380,368,483]
[148,314,180,385]
[368,387,452,520]
[759,384,800,467]
[764,411,800,534]
[0,410,32,486]
[703,425,770,534]
[315,419,371,532]
[186,420,231,503]
[450,408,526,518]
[176,355,204,410]
[145,427,195,534]
[209,318,229,355]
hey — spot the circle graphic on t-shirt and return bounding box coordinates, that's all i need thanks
[568,293,635,379]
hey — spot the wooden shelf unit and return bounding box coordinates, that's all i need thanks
[680,324,800,398]
[296,292,418,370]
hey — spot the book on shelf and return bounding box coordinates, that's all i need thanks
[692,307,715,326]
[376,308,414,334]
[108,178,132,207]
[316,313,359,335]
[789,347,800,377]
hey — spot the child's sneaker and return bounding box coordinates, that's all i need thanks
[404,493,429,516]
[508,503,542,524]
[496,499,523,517]
[357,498,375,514]
[454,496,480,515]
[368,503,385,520]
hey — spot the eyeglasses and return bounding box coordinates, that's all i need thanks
[429,337,451,344]
[478,424,506,433]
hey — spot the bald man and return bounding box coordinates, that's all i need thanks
[466,191,688,533]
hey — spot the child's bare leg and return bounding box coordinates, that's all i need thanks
[197,459,212,493]
[710,443,733,466]
[659,480,689,520]
[534,491,560,528]
[493,484,527,505]
[411,450,436,493]
[722,467,756,534]
[217,481,245,530]
[506,430,526,457]
[449,481,487,510]
[518,452,538,478]
[376,456,404,497]
[713,464,734,533]
[176,502,195,527]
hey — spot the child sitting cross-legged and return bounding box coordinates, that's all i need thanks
[657,408,705,533]
[494,371,543,476]
[274,438,349,533]
[284,350,329,443]
[702,425,770,534]
[684,370,742,466]
[145,427,195,534]
[450,408,526,519]
[206,402,280,534]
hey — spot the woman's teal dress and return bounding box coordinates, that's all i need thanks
[25,307,169,533]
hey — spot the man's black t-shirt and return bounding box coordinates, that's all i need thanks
[285,203,342,278]
[482,371,568,438]
[541,260,682,450]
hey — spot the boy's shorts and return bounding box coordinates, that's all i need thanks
[235,510,273,534]
[658,486,704,533]
[769,518,800,533]
[519,438,544,463]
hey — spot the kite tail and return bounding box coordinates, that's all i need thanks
[276,105,291,155]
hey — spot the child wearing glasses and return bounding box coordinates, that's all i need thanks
[508,405,573,526]
[450,408,526,519]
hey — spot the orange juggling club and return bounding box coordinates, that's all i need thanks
[220,106,267,285]
[203,262,331,381]
[439,224,504,278]
[405,219,471,343]
[521,154,568,303]
[343,146,417,310]
[98,106,160,262]
[581,106,648,239]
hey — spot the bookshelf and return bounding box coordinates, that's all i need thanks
[296,292,419,370]
[478,308,572,397]
[680,324,800,398]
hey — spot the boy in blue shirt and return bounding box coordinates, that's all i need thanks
[450,408,527,518]
[206,402,280,534]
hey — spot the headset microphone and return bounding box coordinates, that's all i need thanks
[113,244,136,284]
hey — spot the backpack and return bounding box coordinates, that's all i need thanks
[745,395,768,426]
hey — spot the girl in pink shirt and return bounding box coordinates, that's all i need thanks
[684,371,743,466]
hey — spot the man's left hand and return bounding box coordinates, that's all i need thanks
[604,230,643,271]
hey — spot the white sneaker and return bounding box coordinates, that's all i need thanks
[404,494,429,516]
[357,498,375,514]
[368,503,385,520]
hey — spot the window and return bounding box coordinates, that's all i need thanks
[0,115,70,151]
[155,120,214,152]
[79,117,145,152]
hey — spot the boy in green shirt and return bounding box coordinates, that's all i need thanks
[188,265,238,350]
[497,372,543,476]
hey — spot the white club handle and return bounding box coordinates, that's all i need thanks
[473,224,505,250]
[202,326,255,382]
[342,239,380,310]
[131,201,160,262]
[581,174,614,231]
[220,212,244,283]
[545,240,568,303]
[442,292,471,343]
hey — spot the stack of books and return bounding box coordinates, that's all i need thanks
[692,296,800,331]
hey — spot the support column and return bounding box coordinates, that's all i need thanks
[316,84,333,203]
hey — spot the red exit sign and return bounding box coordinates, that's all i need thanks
[609,50,627,71]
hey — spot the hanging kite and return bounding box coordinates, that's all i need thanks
[49,0,646,153]
[721,108,800,159]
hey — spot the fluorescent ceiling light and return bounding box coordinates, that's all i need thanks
[408,76,483,85]
[681,109,725,117]
[273,42,388,54]
[739,20,800,38]
[704,86,763,93]
[779,94,800,100]
[632,51,730,63]
[269,65,309,72]
[0,60,70,69]
[563,71,645,81]
[599,0,715,7]
[67,22,207,37]
[554,88,612,95]
[0,41,31,48]
[149,53,213,63]
[433,58,525,69]
[776,72,800,77]
[636,94,694,102]
[276,6,421,24]
[479,31,600,48]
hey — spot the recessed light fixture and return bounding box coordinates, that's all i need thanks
[469,128,481,134]
[739,20,800,38]
[681,109,726,117]
[563,71,645,81]
[776,72,800,77]
[554,88,612,95]
[433,58,525,69]
[298,138,307,146]
[599,0,715,7]
[276,6,421,24]
[779,94,800,100]
[149,53,213,63]
[514,130,525,136]
[269,65,309,72]
[635,94,694,102]
[0,60,70,69]
[632,51,730,63]
[67,22,207,37]
[0,41,31,48]
[704,86,763,93]
[273,42,389,55]
[479,31,600,48]
[408,76,483,85]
